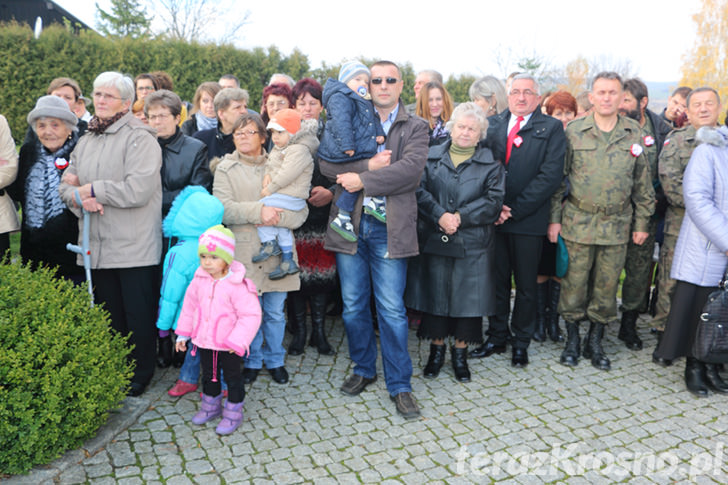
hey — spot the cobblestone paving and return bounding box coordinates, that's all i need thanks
[24,315,728,484]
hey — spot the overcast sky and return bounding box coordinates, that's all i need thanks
[55,0,700,82]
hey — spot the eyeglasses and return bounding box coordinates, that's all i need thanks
[266,100,289,109]
[509,89,538,97]
[148,113,173,122]
[234,129,259,138]
[371,77,399,85]
[93,91,123,102]
[137,86,155,92]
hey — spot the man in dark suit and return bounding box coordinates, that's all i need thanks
[470,74,566,367]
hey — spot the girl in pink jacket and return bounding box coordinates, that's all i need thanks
[175,225,261,435]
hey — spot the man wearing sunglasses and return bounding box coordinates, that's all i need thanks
[320,60,429,420]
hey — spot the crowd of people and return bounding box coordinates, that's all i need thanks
[1,61,727,432]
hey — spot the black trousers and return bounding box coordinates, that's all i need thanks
[656,280,717,360]
[92,266,159,385]
[199,348,244,403]
[487,232,542,349]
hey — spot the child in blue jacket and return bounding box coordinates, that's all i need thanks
[156,185,226,397]
[317,61,385,242]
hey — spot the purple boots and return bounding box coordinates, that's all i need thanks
[216,400,244,435]
[191,393,244,435]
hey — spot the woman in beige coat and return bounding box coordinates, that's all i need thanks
[0,114,19,258]
[213,113,307,386]
[59,71,162,397]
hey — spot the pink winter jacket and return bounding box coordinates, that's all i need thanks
[175,260,262,357]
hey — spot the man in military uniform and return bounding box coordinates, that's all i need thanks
[616,78,671,350]
[660,86,692,129]
[651,87,723,366]
[549,72,655,370]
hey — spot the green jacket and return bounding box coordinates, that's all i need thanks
[658,125,697,237]
[550,113,655,245]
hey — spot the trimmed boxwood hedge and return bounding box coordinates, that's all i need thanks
[0,260,133,475]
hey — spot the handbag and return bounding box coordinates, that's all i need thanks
[555,235,568,278]
[422,231,465,258]
[692,266,728,364]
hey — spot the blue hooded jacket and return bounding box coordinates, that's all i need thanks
[317,78,385,163]
[156,186,225,331]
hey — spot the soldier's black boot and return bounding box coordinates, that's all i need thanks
[451,346,471,382]
[309,293,335,355]
[582,321,611,370]
[560,321,580,367]
[547,280,564,342]
[685,357,709,397]
[533,282,548,342]
[287,292,307,356]
[423,343,446,378]
[618,310,643,350]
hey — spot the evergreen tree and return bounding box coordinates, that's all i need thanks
[96,0,152,38]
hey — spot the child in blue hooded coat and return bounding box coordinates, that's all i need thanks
[156,185,226,397]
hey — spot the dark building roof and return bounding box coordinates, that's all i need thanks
[0,0,93,33]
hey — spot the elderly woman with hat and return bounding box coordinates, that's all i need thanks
[7,96,82,280]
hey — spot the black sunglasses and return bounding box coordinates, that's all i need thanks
[371,77,398,85]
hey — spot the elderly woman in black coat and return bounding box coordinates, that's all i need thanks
[144,89,212,369]
[405,102,505,382]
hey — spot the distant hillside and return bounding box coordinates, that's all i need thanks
[646,81,680,112]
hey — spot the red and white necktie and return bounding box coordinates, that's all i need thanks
[505,115,524,164]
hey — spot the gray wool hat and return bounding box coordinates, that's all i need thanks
[27,95,78,127]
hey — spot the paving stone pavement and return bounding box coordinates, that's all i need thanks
[8,313,728,484]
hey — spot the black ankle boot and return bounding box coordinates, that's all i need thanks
[547,280,564,342]
[423,343,446,378]
[560,321,580,366]
[309,293,335,355]
[533,282,548,342]
[582,321,611,370]
[157,335,173,368]
[618,310,643,350]
[451,347,471,382]
[685,357,709,397]
[705,363,728,394]
[652,330,673,366]
[287,292,307,356]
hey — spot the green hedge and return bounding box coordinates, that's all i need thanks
[0,21,480,145]
[0,22,313,142]
[0,260,133,475]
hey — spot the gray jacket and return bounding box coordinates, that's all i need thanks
[671,126,728,286]
[60,112,162,268]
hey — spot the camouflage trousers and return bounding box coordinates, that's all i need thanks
[559,240,628,325]
[620,218,658,312]
[651,234,678,332]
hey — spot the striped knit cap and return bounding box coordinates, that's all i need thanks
[198,224,235,264]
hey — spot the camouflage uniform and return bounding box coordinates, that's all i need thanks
[620,115,659,312]
[651,125,697,331]
[551,114,655,325]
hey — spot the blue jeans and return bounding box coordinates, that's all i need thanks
[178,343,227,390]
[336,214,412,396]
[245,291,287,369]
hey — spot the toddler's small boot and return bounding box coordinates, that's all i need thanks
[191,393,223,425]
[216,400,244,435]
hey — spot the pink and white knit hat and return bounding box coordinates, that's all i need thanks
[198,224,235,264]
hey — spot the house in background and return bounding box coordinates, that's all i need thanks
[0,0,93,34]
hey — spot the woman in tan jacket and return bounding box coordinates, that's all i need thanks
[0,114,19,258]
[59,72,162,397]
[213,113,307,386]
